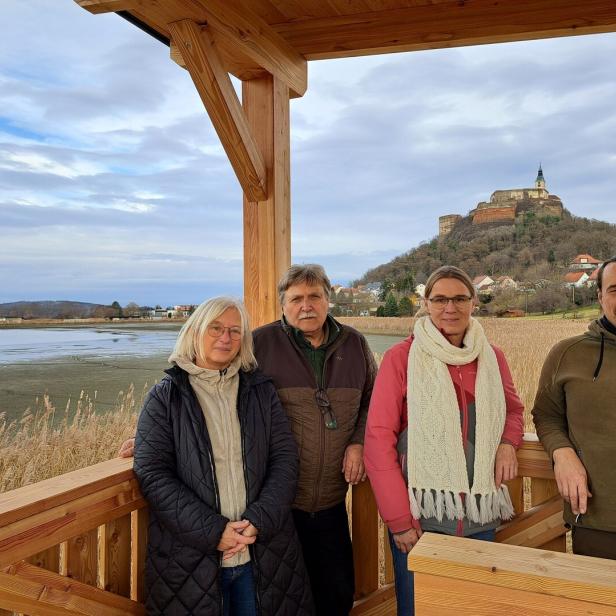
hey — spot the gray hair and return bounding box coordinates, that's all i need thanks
[172,297,257,371]
[278,264,332,304]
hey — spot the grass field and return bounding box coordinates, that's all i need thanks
[0,316,592,492]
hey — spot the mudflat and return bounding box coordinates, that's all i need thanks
[0,353,169,423]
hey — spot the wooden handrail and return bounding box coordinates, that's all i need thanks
[0,434,559,615]
[0,459,145,569]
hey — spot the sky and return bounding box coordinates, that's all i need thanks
[1,2,616,306]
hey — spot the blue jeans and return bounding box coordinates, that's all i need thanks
[220,562,257,616]
[389,529,495,615]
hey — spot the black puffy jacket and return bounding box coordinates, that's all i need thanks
[134,365,314,615]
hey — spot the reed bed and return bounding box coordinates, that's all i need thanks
[0,317,590,492]
[0,385,144,492]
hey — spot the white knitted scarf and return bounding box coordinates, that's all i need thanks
[407,316,514,524]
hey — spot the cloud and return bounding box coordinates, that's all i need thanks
[1,1,616,304]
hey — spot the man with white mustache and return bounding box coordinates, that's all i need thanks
[252,264,377,616]
[119,264,376,615]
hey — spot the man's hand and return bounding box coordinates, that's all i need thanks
[392,527,423,554]
[553,447,592,515]
[342,443,366,485]
[217,520,256,559]
[118,437,135,458]
[494,443,518,488]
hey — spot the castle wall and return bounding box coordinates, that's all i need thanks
[472,205,516,225]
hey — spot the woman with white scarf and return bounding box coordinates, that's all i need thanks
[365,266,524,616]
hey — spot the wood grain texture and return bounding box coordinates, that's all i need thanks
[272,0,616,60]
[169,20,267,202]
[98,515,131,596]
[409,533,616,606]
[496,495,566,550]
[352,481,380,598]
[351,584,396,616]
[0,561,144,616]
[130,508,148,603]
[242,75,290,327]
[0,458,137,527]
[414,571,616,615]
[187,0,307,96]
[0,480,143,569]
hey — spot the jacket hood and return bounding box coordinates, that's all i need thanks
[168,352,241,383]
[585,318,616,382]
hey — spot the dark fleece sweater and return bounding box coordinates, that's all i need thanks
[532,318,616,531]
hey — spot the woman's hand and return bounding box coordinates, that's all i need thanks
[217,520,256,553]
[220,521,258,560]
[494,443,518,487]
[392,526,423,554]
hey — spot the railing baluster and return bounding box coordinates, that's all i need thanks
[130,508,148,603]
[99,514,131,596]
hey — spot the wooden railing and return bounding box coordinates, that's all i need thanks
[0,434,560,616]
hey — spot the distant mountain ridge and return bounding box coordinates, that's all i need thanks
[0,301,108,319]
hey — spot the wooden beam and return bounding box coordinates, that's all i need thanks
[409,533,616,606]
[272,0,616,60]
[352,481,380,598]
[414,571,616,616]
[169,20,267,203]
[0,458,137,527]
[496,495,565,549]
[76,0,307,97]
[517,433,554,480]
[242,75,291,327]
[0,477,144,568]
[188,0,307,97]
[350,584,396,616]
[0,561,144,616]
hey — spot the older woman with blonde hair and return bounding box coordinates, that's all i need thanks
[134,297,313,616]
[365,266,524,616]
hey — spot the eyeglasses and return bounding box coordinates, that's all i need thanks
[315,388,337,430]
[427,295,472,310]
[207,324,242,340]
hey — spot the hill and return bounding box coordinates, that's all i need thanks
[0,300,111,319]
[355,209,616,289]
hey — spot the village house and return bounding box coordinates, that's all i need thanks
[564,271,590,287]
[569,254,602,271]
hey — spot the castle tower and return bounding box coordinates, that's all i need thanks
[535,164,546,189]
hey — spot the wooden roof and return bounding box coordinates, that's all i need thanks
[78,1,616,98]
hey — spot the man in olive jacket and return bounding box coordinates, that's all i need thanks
[253,264,377,616]
[532,257,616,559]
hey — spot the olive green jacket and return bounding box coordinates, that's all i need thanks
[532,319,616,531]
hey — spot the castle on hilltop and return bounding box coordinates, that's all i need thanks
[439,166,564,237]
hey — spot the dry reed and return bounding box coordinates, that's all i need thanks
[0,385,145,492]
[0,317,590,492]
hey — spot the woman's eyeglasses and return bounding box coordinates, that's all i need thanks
[207,324,242,340]
[315,388,337,430]
[427,295,472,310]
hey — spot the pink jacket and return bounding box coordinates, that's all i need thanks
[364,336,524,533]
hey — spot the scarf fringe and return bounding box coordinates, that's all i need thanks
[410,486,515,523]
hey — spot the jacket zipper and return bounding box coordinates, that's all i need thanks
[238,381,262,615]
[286,327,343,512]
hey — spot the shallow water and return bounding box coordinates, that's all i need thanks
[0,326,180,364]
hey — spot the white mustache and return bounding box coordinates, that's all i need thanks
[299,312,317,319]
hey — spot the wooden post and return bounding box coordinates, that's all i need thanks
[351,481,380,599]
[242,75,291,328]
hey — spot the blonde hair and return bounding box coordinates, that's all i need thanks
[172,297,257,371]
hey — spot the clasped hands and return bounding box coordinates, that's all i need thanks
[217,519,259,560]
